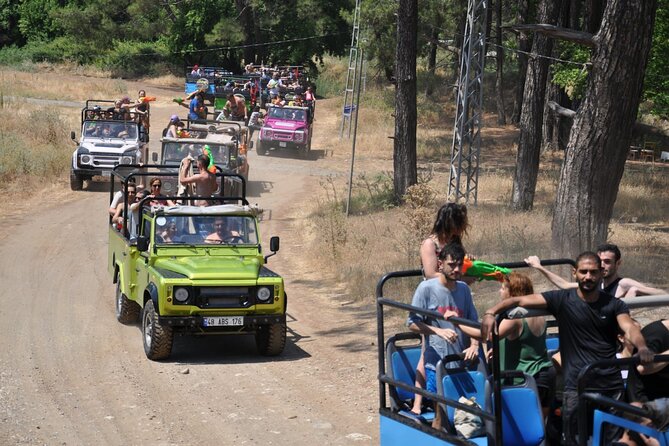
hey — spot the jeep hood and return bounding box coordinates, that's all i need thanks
[264,119,306,131]
[80,140,139,152]
[155,256,261,280]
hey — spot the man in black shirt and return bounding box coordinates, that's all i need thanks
[481,251,652,445]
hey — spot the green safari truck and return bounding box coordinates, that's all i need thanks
[108,165,286,360]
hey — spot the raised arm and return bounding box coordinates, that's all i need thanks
[525,256,577,289]
[617,278,667,298]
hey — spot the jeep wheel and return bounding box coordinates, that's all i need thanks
[142,300,173,361]
[70,172,83,191]
[116,283,140,325]
[255,322,286,356]
[298,145,309,159]
[257,141,268,156]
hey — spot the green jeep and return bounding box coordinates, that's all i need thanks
[108,165,286,360]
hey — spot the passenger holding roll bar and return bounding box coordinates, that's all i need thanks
[480,251,653,445]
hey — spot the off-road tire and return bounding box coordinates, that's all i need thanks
[142,300,173,361]
[257,141,268,156]
[255,322,286,356]
[298,144,309,159]
[115,283,140,325]
[70,171,83,191]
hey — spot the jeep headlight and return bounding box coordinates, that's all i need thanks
[120,156,133,165]
[262,128,272,139]
[80,154,92,165]
[174,287,190,303]
[294,131,304,142]
[256,287,272,302]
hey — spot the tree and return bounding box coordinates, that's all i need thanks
[552,0,658,255]
[511,0,531,124]
[493,0,506,125]
[510,0,558,211]
[393,0,418,202]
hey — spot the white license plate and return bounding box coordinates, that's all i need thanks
[279,142,287,147]
[202,316,244,327]
[101,171,111,177]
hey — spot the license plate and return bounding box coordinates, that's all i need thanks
[101,171,111,177]
[279,142,287,147]
[202,316,244,327]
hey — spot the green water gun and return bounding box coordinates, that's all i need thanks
[462,257,511,282]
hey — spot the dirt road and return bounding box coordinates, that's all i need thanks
[0,83,379,445]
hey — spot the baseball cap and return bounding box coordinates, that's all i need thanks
[170,114,179,122]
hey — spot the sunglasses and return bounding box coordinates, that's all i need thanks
[151,184,161,188]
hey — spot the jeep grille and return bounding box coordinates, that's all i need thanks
[196,287,253,309]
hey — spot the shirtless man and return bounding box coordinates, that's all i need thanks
[204,217,242,244]
[179,154,217,205]
[525,243,666,298]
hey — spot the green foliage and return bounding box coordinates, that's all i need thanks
[99,40,170,78]
[550,43,591,100]
[643,0,669,117]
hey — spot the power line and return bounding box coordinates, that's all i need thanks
[131,32,347,57]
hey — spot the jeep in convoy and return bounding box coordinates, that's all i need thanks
[153,119,250,197]
[70,100,149,191]
[257,105,313,158]
[108,165,286,360]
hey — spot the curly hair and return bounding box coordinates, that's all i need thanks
[503,272,534,297]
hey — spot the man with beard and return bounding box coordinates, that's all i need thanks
[525,243,666,298]
[481,251,653,445]
[407,242,479,428]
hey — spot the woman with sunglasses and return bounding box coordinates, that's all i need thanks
[148,178,175,206]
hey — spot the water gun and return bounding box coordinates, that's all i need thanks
[203,145,216,174]
[173,97,184,105]
[462,257,511,282]
[139,96,157,103]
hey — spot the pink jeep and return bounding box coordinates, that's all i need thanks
[257,105,313,158]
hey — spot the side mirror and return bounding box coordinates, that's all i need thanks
[270,236,280,252]
[264,236,280,263]
[70,131,76,141]
[152,152,158,162]
[137,235,149,252]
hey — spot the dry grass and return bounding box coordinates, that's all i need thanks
[0,67,128,101]
[303,84,669,317]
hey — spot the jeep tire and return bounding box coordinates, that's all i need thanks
[116,283,140,324]
[257,140,268,156]
[70,171,83,191]
[142,300,173,361]
[255,322,286,356]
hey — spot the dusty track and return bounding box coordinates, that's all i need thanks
[0,82,379,445]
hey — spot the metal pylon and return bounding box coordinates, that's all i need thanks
[340,0,362,139]
[448,0,488,204]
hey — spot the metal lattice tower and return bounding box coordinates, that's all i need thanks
[340,0,363,139]
[448,0,488,204]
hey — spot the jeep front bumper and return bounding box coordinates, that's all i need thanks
[158,313,285,332]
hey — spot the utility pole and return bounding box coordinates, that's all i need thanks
[340,0,363,139]
[448,0,488,204]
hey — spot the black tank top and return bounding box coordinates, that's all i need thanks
[602,277,622,296]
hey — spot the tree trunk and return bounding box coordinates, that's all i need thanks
[235,0,257,65]
[511,0,558,211]
[584,0,605,33]
[425,27,438,97]
[512,0,531,124]
[551,0,657,256]
[494,0,506,125]
[393,0,418,202]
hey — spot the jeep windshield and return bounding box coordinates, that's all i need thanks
[267,107,306,122]
[83,121,138,139]
[154,214,258,245]
[162,142,231,166]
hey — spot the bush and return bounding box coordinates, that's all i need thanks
[98,40,171,78]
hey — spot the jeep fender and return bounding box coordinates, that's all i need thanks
[145,282,159,313]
